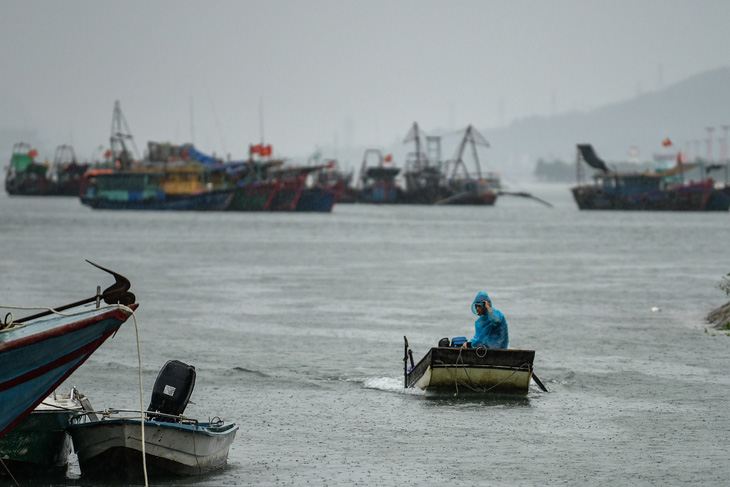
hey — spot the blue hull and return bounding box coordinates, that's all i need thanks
[0,305,135,439]
[80,190,234,211]
[296,188,337,212]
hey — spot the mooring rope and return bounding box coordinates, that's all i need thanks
[0,457,20,487]
[121,304,149,487]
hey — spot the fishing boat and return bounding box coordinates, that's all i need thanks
[79,167,235,211]
[0,261,137,440]
[0,388,89,476]
[5,143,91,197]
[69,360,238,480]
[403,337,537,394]
[357,149,404,203]
[571,144,730,211]
[439,125,499,206]
[400,122,455,204]
[5,142,52,195]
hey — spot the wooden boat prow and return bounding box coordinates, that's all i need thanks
[405,340,535,394]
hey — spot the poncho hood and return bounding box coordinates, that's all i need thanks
[471,291,492,315]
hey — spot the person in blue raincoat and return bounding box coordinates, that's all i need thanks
[462,291,509,349]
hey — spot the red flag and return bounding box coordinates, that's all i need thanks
[261,145,272,157]
[250,144,262,155]
[384,154,392,163]
[28,149,38,158]
[662,138,672,147]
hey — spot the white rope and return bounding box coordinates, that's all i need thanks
[119,304,149,487]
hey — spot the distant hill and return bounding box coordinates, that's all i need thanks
[483,66,730,180]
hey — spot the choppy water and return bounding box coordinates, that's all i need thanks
[2,183,730,486]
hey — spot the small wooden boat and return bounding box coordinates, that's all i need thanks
[0,388,89,476]
[69,359,238,480]
[403,337,537,394]
[0,261,137,440]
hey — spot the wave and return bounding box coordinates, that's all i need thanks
[361,376,425,395]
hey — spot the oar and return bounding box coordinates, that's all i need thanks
[532,372,548,392]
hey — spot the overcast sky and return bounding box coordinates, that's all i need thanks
[2,0,729,164]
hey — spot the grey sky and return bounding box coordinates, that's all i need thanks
[2,0,729,164]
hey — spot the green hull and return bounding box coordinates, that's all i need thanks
[0,410,79,474]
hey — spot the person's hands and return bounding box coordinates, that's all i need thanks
[483,300,493,313]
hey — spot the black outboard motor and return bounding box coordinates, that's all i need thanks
[147,360,196,422]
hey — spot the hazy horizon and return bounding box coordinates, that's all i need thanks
[2,0,729,167]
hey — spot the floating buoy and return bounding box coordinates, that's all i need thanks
[651,307,661,312]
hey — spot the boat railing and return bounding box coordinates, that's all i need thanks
[77,408,201,427]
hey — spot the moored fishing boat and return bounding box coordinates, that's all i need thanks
[0,261,137,440]
[571,144,730,211]
[438,125,500,205]
[357,149,404,203]
[79,166,235,211]
[5,143,52,195]
[68,360,238,480]
[0,388,88,476]
[403,337,537,394]
[5,143,92,197]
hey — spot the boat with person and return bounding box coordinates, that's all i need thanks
[0,388,90,477]
[0,261,137,440]
[68,359,238,480]
[571,143,730,211]
[403,336,541,394]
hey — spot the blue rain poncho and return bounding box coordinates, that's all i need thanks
[470,291,509,349]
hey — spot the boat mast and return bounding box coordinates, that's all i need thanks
[450,125,490,179]
[110,100,139,170]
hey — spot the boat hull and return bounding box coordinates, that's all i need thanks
[295,184,340,212]
[228,181,278,211]
[0,406,80,475]
[407,348,534,394]
[0,305,136,439]
[69,419,238,479]
[571,180,724,211]
[80,189,233,211]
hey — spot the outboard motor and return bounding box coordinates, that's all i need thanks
[438,337,450,347]
[147,359,196,422]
